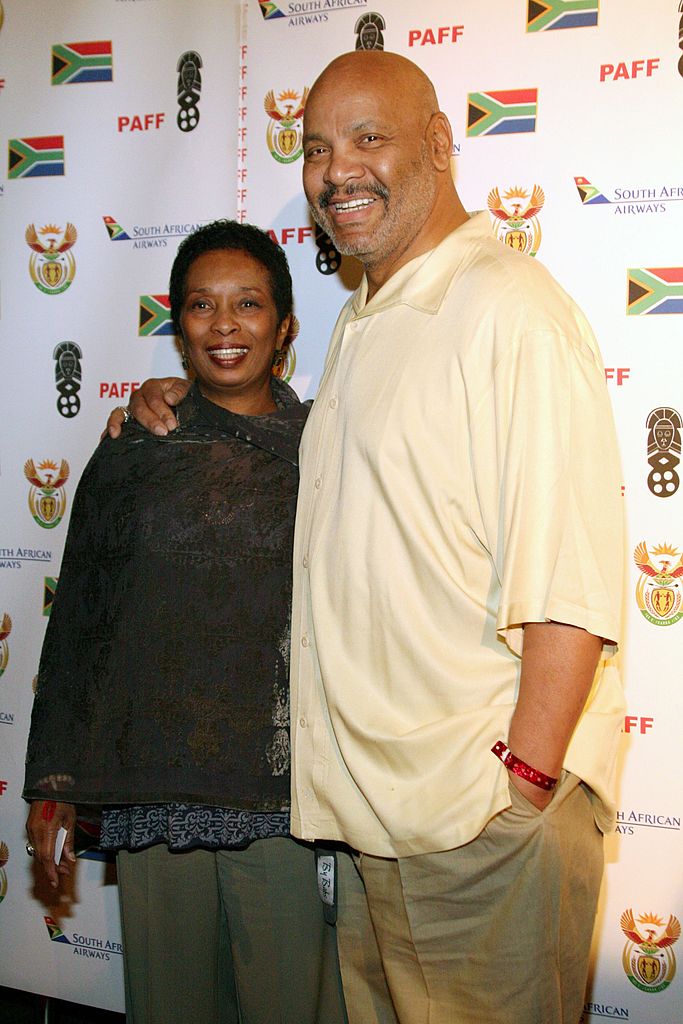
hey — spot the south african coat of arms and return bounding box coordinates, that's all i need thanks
[634,541,683,626]
[487,185,544,256]
[621,909,680,993]
[24,459,70,529]
[25,222,77,294]
[264,88,308,164]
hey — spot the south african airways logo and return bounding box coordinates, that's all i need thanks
[45,917,123,960]
[257,0,368,26]
[575,176,683,214]
[104,216,209,249]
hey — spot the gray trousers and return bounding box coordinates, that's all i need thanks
[116,836,347,1024]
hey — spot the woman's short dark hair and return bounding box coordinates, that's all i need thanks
[169,219,293,334]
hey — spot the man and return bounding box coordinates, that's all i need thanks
[111,52,625,1024]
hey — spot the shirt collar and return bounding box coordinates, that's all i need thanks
[351,211,489,318]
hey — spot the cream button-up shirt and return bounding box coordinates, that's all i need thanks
[290,213,625,858]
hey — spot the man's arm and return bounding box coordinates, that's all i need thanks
[106,376,191,438]
[506,621,603,810]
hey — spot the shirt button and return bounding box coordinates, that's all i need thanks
[299,717,307,728]
[314,477,322,489]
[329,397,337,409]
[301,634,310,647]
[302,555,309,568]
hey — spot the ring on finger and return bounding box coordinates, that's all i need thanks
[115,405,132,424]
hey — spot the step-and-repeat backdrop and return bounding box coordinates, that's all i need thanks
[0,1,681,1019]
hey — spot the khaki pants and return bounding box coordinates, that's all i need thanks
[117,836,347,1024]
[336,774,603,1024]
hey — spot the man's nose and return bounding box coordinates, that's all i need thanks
[323,148,364,187]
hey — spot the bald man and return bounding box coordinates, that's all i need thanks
[110,52,625,1024]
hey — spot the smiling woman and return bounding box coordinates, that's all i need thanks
[179,248,290,415]
[23,221,345,1024]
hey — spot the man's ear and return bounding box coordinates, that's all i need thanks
[428,112,454,173]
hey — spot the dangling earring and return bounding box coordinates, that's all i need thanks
[271,348,285,377]
[181,349,189,371]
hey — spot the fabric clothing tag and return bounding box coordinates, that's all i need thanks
[316,849,337,923]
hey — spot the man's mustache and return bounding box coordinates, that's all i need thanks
[317,182,390,209]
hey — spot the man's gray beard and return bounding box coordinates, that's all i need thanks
[308,203,379,259]
[306,148,435,266]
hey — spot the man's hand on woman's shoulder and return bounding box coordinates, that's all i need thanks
[106,377,191,438]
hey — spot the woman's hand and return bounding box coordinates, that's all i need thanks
[106,377,191,438]
[26,800,77,889]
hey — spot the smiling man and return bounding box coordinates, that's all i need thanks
[289,52,624,1024]
[302,57,450,289]
[110,51,625,1024]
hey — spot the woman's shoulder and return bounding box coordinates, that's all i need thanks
[271,376,311,422]
[272,375,301,406]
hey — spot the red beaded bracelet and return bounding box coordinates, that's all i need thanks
[491,740,558,791]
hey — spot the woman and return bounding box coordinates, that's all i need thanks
[24,221,346,1024]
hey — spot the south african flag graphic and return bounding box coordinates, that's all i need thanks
[43,577,58,617]
[627,268,683,315]
[45,916,72,944]
[258,1,286,18]
[466,90,537,137]
[527,0,599,31]
[8,136,64,178]
[52,41,113,84]
[574,176,610,205]
[103,215,131,241]
[139,295,174,336]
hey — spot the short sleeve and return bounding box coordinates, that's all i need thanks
[470,326,624,657]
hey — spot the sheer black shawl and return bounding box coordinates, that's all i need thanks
[24,380,308,810]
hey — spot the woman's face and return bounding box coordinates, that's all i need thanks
[180,248,290,414]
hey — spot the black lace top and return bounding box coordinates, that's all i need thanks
[24,379,308,812]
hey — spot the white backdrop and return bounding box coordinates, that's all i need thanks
[0,1,681,1019]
